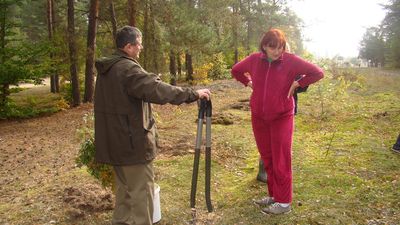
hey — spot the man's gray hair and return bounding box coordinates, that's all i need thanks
[116,26,142,49]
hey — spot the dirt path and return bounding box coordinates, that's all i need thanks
[0,104,108,224]
[0,80,244,224]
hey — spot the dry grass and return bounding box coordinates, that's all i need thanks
[1,69,399,224]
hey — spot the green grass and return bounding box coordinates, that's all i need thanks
[152,68,400,224]
[1,85,67,119]
[4,68,399,224]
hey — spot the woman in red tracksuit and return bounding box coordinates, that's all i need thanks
[231,28,323,214]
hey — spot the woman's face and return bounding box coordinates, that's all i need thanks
[264,45,284,61]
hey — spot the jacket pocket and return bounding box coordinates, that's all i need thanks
[120,114,139,151]
[143,124,157,160]
[128,114,156,161]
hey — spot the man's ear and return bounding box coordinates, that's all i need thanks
[121,43,130,52]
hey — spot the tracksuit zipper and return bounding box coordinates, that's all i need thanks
[262,61,271,114]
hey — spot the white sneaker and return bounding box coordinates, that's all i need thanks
[253,196,275,206]
[261,203,291,214]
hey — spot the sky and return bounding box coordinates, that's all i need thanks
[288,0,389,58]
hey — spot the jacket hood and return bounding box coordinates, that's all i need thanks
[95,50,133,75]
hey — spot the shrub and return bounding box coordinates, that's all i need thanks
[208,53,230,80]
[76,112,114,189]
[0,98,61,120]
[306,62,366,120]
[193,63,212,85]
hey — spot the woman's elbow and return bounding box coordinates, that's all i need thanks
[231,68,240,78]
[319,71,324,79]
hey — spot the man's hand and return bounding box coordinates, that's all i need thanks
[287,81,300,98]
[196,89,211,100]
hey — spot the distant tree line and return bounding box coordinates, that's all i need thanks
[0,0,304,107]
[359,0,400,68]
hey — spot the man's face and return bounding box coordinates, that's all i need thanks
[127,36,143,59]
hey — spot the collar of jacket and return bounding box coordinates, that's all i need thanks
[259,51,284,63]
[114,49,140,64]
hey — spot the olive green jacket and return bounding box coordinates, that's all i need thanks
[94,50,199,165]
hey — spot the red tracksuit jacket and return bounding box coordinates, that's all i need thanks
[231,52,324,119]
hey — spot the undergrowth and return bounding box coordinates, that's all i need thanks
[73,67,399,224]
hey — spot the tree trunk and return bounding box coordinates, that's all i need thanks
[149,1,159,74]
[109,0,117,42]
[232,4,239,64]
[0,2,8,105]
[177,52,182,77]
[0,84,9,107]
[246,0,251,54]
[127,0,137,27]
[143,0,149,69]
[47,0,59,93]
[169,49,176,86]
[83,0,99,103]
[234,49,239,64]
[1,1,6,53]
[67,0,80,107]
[185,50,193,82]
[51,0,59,92]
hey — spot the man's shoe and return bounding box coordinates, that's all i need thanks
[256,173,267,183]
[261,203,291,214]
[393,143,400,153]
[253,196,275,206]
[257,159,267,183]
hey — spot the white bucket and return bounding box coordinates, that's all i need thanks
[153,183,161,223]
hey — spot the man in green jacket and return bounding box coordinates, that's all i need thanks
[94,26,211,225]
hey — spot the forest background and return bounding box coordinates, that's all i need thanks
[0,0,400,224]
[1,0,399,112]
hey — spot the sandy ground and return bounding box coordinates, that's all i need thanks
[0,103,115,224]
[0,80,244,224]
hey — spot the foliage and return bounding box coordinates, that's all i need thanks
[0,98,61,120]
[359,0,400,68]
[207,53,230,80]
[109,0,304,76]
[359,27,385,67]
[0,0,55,107]
[60,77,87,106]
[382,0,400,67]
[0,83,69,120]
[192,63,212,85]
[60,83,73,105]
[305,60,366,120]
[0,42,52,84]
[9,87,27,94]
[76,112,114,189]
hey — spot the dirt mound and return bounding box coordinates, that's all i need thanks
[193,79,243,92]
[212,112,239,125]
[63,184,113,219]
[158,135,193,157]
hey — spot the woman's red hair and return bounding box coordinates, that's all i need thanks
[259,29,287,54]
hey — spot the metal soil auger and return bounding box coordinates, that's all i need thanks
[190,99,213,213]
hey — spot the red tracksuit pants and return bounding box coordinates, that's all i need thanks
[251,113,294,204]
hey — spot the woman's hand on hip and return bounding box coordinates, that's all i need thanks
[287,81,300,98]
[244,72,253,89]
[247,81,253,89]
